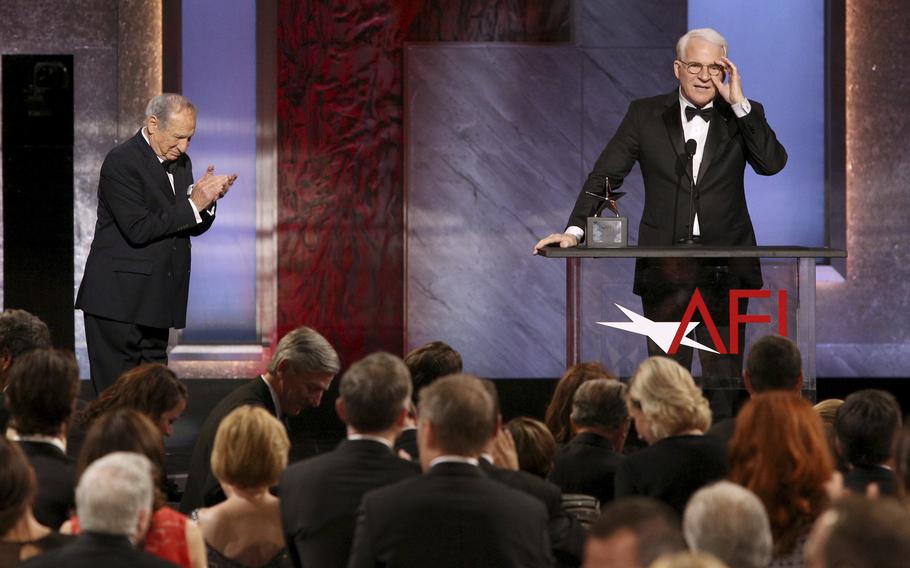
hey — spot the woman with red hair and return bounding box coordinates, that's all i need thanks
[728,392,833,567]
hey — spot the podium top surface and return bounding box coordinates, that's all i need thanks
[537,245,847,259]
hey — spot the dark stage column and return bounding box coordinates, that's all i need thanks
[2,55,75,349]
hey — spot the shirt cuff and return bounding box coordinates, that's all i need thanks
[565,226,584,242]
[186,184,204,224]
[732,98,751,118]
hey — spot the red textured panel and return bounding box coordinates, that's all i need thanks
[276,0,569,365]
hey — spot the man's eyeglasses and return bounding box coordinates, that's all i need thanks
[677,60,725,77]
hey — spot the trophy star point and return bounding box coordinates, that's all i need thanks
[596,305,718,354]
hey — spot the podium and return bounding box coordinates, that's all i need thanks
[538,246,846,391]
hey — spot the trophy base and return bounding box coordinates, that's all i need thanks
[677,235,702,247]
[585,216,628,248]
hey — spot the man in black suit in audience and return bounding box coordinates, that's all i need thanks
[6,348,80,530]
[180,326,339,513]
[279,352,420,567]
[583,498,685,568]
[76,93,237,395]
[0,309,51,433]
[348,374,553,568]
[706,334,803,445]
[549,379,629,506]
[394,340,462,460]
[805,496,910,568]
[22,452,176,568]
[834,389,901,497]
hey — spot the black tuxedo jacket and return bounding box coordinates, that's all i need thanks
[279,439,420,568]
[548,432,624,505]
[844,465,898,497]
[568,91,787,294]
[614,434,727,516]
[180,377,277,513]
[76,129,215,329]
[393,428,418,461]
[18,440,76,530]
[348,462,554,568]
[20,531,178,568]
[479,459,584,567]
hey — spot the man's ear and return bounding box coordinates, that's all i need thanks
[335,398,347,424]
[570,416,578,435]
[132,508,151,544]
[743,370,754,395]
[795,372,804,392]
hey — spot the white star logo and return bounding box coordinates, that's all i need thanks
[596,304,719,354]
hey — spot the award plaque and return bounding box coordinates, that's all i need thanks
[584,177,627,248]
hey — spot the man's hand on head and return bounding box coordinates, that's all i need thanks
[533,233,578,255]
[711,56,745,105]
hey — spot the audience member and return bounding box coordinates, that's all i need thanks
[650,551,730,568]
[834,389,901,496]
[69,409,205,568]
[478,379,585,568]
[707,335,802,444]
[583,497,685,568]
[347,374,553,568]
[0,437,73,565]
[506,416,557,478]
[892,423,910,499]
[683,481,772,568]
[394,341,462,459]
[0,310,51,434]
[279,352,419,567]
[6,349,80,530]
[804,496,910,568]
[181,326,339,513]
[549,378,628,505]
[192,406,291,568]
[615,357,726,515]
[545,362,614,446]
[21,452,177,568]
[812,399,846,473]
[728,392,832,566]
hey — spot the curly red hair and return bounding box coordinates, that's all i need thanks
[728,392,832,557]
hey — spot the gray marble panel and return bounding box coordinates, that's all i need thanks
[407,45,581,378]
[0,0,117,50]
[574,0,687,48]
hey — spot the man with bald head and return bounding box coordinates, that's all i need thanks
[77,93,237,394]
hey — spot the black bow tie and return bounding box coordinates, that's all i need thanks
[162,159,178,174]
[685,106,714,122]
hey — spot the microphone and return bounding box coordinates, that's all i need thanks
[679,139,700,245]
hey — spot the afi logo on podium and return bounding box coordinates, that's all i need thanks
[598,289,788,355]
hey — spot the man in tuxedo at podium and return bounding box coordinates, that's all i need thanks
[534,28,787,376]
[76,93,237,393]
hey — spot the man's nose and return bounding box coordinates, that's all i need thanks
[177,139,190,153]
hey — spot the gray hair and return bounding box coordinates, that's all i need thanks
[76,452,154,535]
[571,378,628,431]
[676,28,728,60]
[340,352,412,433]
[145,93,196,127]
[0,309,50,361]
[418,374,495,456]
[267,326,340,375]
[683,481,772,568]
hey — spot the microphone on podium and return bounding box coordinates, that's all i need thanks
[680,139,700,246]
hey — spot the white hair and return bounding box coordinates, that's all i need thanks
[676,28,728,60]
[145,93,196,127]
[76,452,154,535]
[267,326,340,375]
[683,481,772,568]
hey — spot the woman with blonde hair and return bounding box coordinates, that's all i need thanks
[614,357,726,515]
[191,405,292,568]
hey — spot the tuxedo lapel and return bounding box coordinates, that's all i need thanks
[660,93,691,185]
[132,130,177,203]
[697,98,732,184]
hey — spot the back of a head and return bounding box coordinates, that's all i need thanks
[339,352,412,433]
[417,373,494,456]
[571,378,628,432]
[745,335,802,392]
[211,405,289,489]
[812,398,843,427]
[813,497,910,568]
[893,423,910,497]
[0,309,51,361]
[6,348,79,436]
[650,551,730,568]
[628,357,711,439]
[76,452,154,535]
[404,341,462,398]
[545,362,614,444]
[77,363,187,429]
[505,416,556,478]
[589,497,685,567]
[835,389,901,467]
[683,481,772,568]
[0,437,34,536]
[267,326,340,375]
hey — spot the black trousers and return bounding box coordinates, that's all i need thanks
[83,313,169,395]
